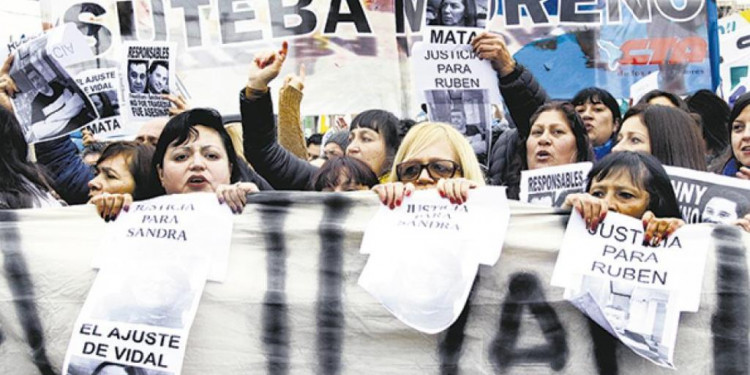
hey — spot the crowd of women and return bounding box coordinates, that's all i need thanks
[1,32,749,243]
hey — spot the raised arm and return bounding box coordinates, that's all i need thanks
[240,42,318,190]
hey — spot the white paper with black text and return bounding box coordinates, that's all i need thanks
[121,41,176,120]
[552,212,710,312]
[93,193,234,282]
[665,166,750,224]
[358,187,509,333]
[411,42,500,159]
[551,212,711,368]
[9,24,97,143]
[62,248,209,375]
[520,162,593,207]
[75,68,135,140]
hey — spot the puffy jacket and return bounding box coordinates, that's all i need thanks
[34,137,92,205]
[487,64,550,198]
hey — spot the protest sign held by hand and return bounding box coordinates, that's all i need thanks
[471,32,516,77]
[163,93,189,116]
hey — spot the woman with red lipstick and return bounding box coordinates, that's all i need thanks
[721,93,750,180]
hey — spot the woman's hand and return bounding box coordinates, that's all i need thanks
[282,64,305,92]
[81,129,96,146]
[89,193,133,222]
[246,41,288,93]
[216,182,259,214]
[162,93,189,116]
[372,182,415,209]
[562,193,608,230]
[642,211,684,246]
[471,32,516,77]
[733,213,750,232]
[736,166,750,180]
[437,178,477,205]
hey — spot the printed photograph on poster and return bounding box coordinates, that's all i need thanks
[76,68,136,141]
[425,0,489,28]
[519,162,593,207]
[66,355,172,375]
[9,32,96,143]
[425,89,491,160]
[575,275,680,368]
[665,166,750,224]
[122,42,175,119]
[88,259,202,329]
[62,250,208,375]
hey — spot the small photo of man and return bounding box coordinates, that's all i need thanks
[127,59,148,94]
[146,60,169,94]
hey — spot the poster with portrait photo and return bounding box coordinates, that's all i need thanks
[425,0,490,29]
[665,166,750,225]
[62,248,209,375]
[425,89,492,163]
[121,41,176,120]
[76,68,138,141]
[519,162,593,207]
[9,28,97,143]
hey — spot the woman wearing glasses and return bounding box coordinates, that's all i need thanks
[372,122,485,208]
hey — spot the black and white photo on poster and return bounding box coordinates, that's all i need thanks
[425,89,491,160]
[121,41,175,119]
[411,42,502,165]
[551,211,711,368]
[425,0,490,28]
[66,355,172,375]
[665,166,750,224]
[9,27,97,143]
[62,248,209,375]
[519,162,593,207]
[76,68,137,140]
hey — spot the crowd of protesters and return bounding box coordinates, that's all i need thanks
[1,32,749,242]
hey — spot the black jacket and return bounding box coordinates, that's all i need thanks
[487,65,549,199]
[240,89,316,190]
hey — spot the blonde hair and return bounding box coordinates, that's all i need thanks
[224,122,246,161]
[388,122,485,185]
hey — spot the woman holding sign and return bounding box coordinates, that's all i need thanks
[372,122,485,208]
[94,108,271,220]
[563,151,684,246]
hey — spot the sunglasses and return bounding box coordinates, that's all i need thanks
[396,159,462,182]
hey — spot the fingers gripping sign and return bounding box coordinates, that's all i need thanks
[90,193,133,222]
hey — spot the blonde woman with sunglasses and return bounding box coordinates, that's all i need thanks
[372,122,485,208]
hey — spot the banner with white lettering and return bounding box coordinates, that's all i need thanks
[1,193,749,374]
[487,0,716,99]
[75,68,132,140]
[665,166,750,225]
[9,24,97,143]
[519,162,592,207]
[552,211,711,368]
[359,187,510,333]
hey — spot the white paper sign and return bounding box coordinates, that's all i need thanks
[359,187,510,333]
[94,193,234,282]
[121,41,176,120]
[552,211,711,368]
[75,68,136,140]
[520,162,592,207]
